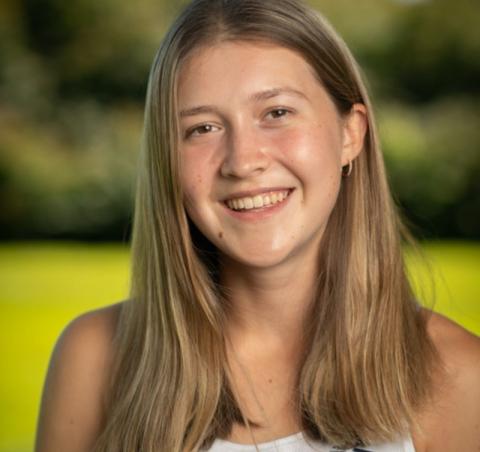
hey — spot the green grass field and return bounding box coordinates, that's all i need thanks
[0,241,478,452]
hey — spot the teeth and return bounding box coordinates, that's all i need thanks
[226,190,290,211]
[253,195,263,208]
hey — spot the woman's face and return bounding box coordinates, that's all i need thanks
[177,41,366,269]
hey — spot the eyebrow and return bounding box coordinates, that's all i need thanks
[179,87,308,118]
[249,87,307,103]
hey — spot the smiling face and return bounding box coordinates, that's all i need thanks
[177,41,366,270]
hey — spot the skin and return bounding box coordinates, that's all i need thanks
[179,42,361,269]
[178,41,365,439]
[178,42,366,346]
[35,42,480,452]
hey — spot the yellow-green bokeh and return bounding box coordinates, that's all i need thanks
[0,242,478,452]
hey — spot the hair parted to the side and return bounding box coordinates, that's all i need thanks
[93,0,440,450]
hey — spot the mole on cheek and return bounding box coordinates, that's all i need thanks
[218,231,223,239]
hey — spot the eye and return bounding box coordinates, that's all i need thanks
[185,123,220,138]
[266,108,291,120]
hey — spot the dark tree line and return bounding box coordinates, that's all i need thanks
[1,0,479,240]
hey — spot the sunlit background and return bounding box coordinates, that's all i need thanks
[0,0,479,450]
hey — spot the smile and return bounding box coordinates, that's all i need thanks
[225,189,292,211]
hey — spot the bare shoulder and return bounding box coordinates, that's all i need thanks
[35,301,125,452]
[417,309,480,452]
[425,310,480,389]
[425,309,480,355]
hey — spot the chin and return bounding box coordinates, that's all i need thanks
[222,245,294,270]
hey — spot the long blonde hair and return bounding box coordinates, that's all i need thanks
[94,0,438,450]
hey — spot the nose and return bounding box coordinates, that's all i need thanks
[220,126,270,179]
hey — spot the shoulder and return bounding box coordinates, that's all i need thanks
[35,301,125,452]
[416,309,480,452]
[425,309,480,391]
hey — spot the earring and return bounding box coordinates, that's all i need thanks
[341,160,353,177]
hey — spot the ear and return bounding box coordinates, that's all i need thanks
[340,103,368,166]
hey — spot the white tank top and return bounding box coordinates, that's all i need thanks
[205,431,415,451]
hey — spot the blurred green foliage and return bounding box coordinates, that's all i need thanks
[0,0,479,239]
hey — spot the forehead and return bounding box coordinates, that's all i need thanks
[177,41,323,105]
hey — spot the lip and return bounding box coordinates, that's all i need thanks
[221,188,295,221]
[221,186,295,202]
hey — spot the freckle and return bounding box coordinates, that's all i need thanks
[218,231,223,239]
[268,378,273,383]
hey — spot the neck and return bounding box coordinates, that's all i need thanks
[220,252,319,353]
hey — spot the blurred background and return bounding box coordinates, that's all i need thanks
[0,0,479,450]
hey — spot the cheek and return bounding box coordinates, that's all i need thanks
[180,152,218,233]
[180,151,209,200]
[273,124,343,172]
[182,172,203,197]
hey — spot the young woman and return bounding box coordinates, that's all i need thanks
[35,0,480,451]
